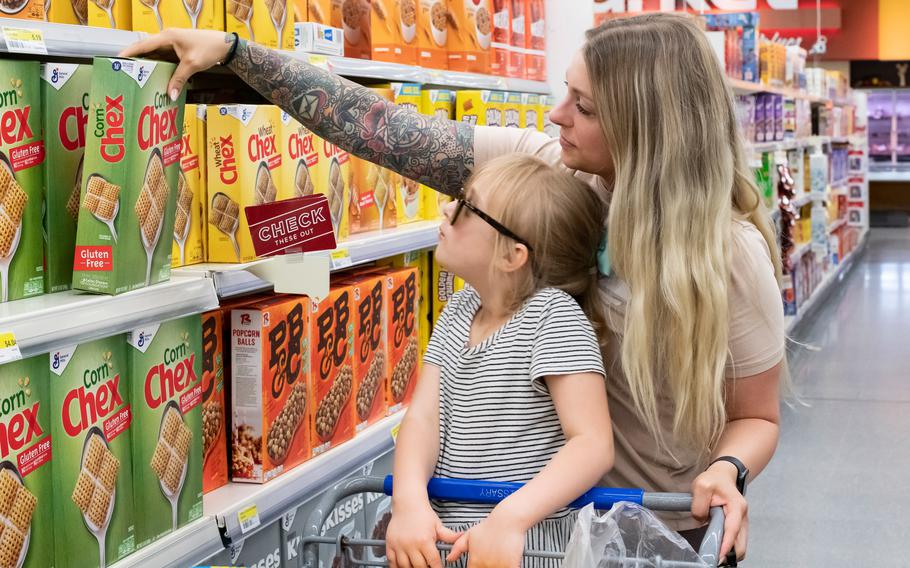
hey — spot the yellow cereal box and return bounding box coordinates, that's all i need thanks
[307,0,329,22]
[279,111,321,201]
[206,104,283,263]
[447,0,492,73]
[227,0,294,50]
[173,104,205,267]
[456,89,505,127]
[318,138,350,241]
[48,0,83,23]
[520,93,541,130]
[348,156,398,234]
[503,92,523,128]
[420,89,455,220]
[197,105,209,258]
[132,0,224,33]
[542,94,557,138]
[89,0,129,29]
[430,250,463,327]
[417,0,448,69]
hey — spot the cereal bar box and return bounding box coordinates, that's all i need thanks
[0,356,54,568]
[200,309,228,493]
[227,0,293,50]
[0,60,45,303]
[231,295,310,483]
[417,0,447,69]
[126,315,203,547]
[380,266,419,414]
[310,283,354,456]
[41,63,91,293]
[50,337,135,567]
[456,89,504,127]
[72,58,186,295]
[279,110,320,201]
[206,104,282,263]
[132,0,224,34]
[342,273,387,432]
[48,0,85,23]
[172,103,205,267]
[447,0,492,73]
[317,138,350,242]
[88,0,131,29]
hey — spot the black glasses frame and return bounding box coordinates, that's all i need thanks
[450,193,534,252]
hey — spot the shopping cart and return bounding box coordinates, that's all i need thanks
[299,476,726,568]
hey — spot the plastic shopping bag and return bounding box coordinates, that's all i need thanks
[563,503,708,568]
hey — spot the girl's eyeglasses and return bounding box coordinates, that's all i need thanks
[450,194,534,252]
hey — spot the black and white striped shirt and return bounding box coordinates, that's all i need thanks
[423,286,605,525]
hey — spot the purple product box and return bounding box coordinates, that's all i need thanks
[754,94,766,143]
[774,95,784,142]
[764,95,775,143]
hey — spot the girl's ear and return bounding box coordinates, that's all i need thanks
[497,243,530,274]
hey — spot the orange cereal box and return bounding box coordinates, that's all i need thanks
[372,0,417,64]
[230,295,311,483]
[344,273,388,432]
[310,283,355,455]
[506,0,524,78]
[524,0,545,81]
[308,0,329,22]
[348,87,398,234]
[333,0,370,60]
[490,0,510,76]
[201,309,229,493]
[381,266,419,414]
[447,0,492,73]
[417,0,448,69]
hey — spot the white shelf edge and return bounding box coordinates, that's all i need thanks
[0,17,148,57]
[789,241,812,265]
[748,135,832,154]
[0,276,218,357]
[868,171,910,182]
[828,218,847,234]
[109,516,225,568]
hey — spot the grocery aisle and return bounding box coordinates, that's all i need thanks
[749,227,910,567]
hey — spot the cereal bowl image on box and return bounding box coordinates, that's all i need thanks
[400,0,416,42]
[429,0,446,46]
[0,154,27,303]
[151,402,190,529]
[136,148,170,285]
[0,463,35,568]
[474,2,491,49]
[82,173,120,243]
[74,428,119,567]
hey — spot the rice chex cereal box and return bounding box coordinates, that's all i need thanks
[126,315,203,548]
[72,57,186,295]
[50,336,136,567]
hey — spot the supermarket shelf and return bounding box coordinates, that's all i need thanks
[109,517,225,568]
[828,218,847,234]
[789,241,812,265]
[790,191,825,208]
[749,135,832,154]
[0,276,218,357]
[728,78,826,104]
[785,229,868,334]
[868,170,910,182]
[0,18,147,57]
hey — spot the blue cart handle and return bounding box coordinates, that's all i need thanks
[383,475,647,510]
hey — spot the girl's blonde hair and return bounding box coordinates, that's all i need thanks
[583,13,782,451]
[469,154,608,343]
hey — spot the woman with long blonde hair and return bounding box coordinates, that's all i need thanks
[124,11,783,564]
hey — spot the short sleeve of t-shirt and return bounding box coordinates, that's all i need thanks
[725,219,786,378]
[422,289,467,369]
[529,290,605,393]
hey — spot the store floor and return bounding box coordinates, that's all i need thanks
[748,228,910,566]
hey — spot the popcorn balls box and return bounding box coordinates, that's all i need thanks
[524,0,545,81]
[380,267,419,414]
[89,0,130,29]
[73,58,186,295]
[310,284,354,456]
[126,315,203,547]
[200,309,228,494]
[490,0,510,76]
[0,60,45,303]
[227,0,294,50]
[279,111,320,201]
[456,89,504,127]
[132,0,224,34]
[308,0,329,23]
[231,295,311,483]
[503,91,523,128]
[417,0,448,70]
[332,0,370,60]
[506,0,524,78]
[42,63,91,294]
[317,139,350,242]
[520,92,541,130]
[371,0,417,65]
[0,356,54,568]
[206,104,282,263]
[49,337,136,568]
[48,0,85,23]
[173,104,205,268]
[342,273,387,432]
[447,0,492,73]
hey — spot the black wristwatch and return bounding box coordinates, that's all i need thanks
[708,456,749,567]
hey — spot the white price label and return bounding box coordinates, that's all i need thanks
[2,27,47,55]
[0,332,22,365]
[330,249,352,270]
[237,504,261,534]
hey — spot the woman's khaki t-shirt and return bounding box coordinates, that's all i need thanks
[474,126,786,530]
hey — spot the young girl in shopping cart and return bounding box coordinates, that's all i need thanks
[385,154,614,568]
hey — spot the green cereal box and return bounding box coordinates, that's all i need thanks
[72,58,187,295]
[49,337,136,567]
[41,63,92,293]
[0,60,45,302]
[126,315,203,548]
[0,356,54,568]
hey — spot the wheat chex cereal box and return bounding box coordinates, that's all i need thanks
[279,111,320,201]
[88,0,131,29]
[447,0,492,73]
[227,0,293,50]
[50,337,135,567]
[0,61,45,303]
[310,283,354,456]
[132,0,224,34]
[206,104,282,263]
[172,104,205,267]
[457,89,504,127]
[196,105,209,258]
[317,138,350,242]
[231,295,310,483]
[340,273,387,432]
[126,315,203,547]
[200,309,228,493]
[0,356,54,568]
[379,267,419,415]
[417,0,448,69]
[72,58,186,295]
[41,63,90,294]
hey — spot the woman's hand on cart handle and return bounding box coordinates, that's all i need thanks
[119,29,232,101]
[691,463,748,562]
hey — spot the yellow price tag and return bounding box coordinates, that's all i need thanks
[237,504,261,534]
[330,249,352,270]
[307,54,329,70]
[0,332,21,364]
[2,27,47,55]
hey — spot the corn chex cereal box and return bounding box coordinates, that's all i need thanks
[49,337,135,568]
[317,139,350,242]
[380,266,419,414]
[41,63,90,294]
[457,90,505,127]
[200,309,228,494]
[72,58,186,295]
[48,0,85,23]
[0,61,45,303]
[279,111,320,201]
[419,89,454,221]
[231,295,310,483]
[132,0,224,34]
[310,284,354,455]
[417,0,448,69]
[88,0,130,29]
[503,92,523,128]
[126,315,203,547]
[340,273,387,432]
[206,104,282,263]
[520,93,541,130]
[227,0,293,50]
[173,104,205,268]
[447,0,492,73]
[0,356,54,568]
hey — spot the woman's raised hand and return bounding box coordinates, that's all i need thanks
[119,29,233,101]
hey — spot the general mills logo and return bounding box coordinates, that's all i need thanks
[241,108,251,121]
[52,352,61,370]
[138,66,147,81]
[50,67,60,84]
[112,61,122,72]
[138,332,147,348]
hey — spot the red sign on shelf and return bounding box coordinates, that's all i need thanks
[244,195,337,258]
